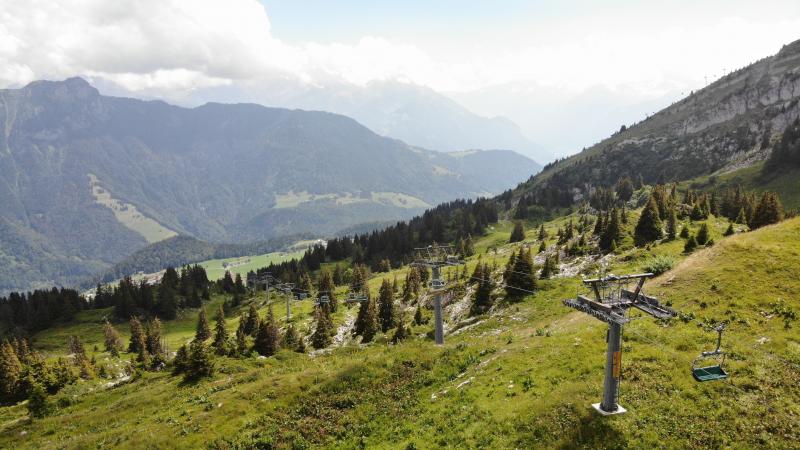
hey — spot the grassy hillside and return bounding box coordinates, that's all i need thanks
[1,215,798,449]
[197,250,305,282]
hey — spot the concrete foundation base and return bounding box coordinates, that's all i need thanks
[592,403,627,416]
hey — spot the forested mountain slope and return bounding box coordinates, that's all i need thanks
[509,39,800,211]
[0,78,540,293]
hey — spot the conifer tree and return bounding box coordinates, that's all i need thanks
[538,224,548,241]
[235,326,248,356]
[378,279,395,332]
[353,293,379,343]
[103,320,123,357]
[679,223,690,238]
[696,223,710,245]
[666,209,678,240]
[684,235,698,253]
[311,306,334,349]
[724,222,735,236]
[212,305,228,356]
[391,318,410,344]
[128,316,146,354]
[506,248,536,298]
[254,306,280,356]
[145,318,164,357]
[156,283,178,320]
[735,207,748,225]
[283,324,300,349]
[593,213,606,236]
[509,221,526,243]
[750,192,784,229]
[27,381,50,418]
[296,335,307,353]
[464,234,475,256]
[185,339,214,381]
[243,304,260,336]
[195,307,211,342]
[538,240,546,253]
[173,345,189,374]
[318,270,338,312]
[471,263,494,315]
[0,341,22,401]
[600,208,623,252]
[634,197,664,245]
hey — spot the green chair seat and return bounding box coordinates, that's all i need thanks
[692,365,728,382]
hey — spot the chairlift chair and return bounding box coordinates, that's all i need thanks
[317,295,330,305]
[429,279,446,290]
[295,292,308,300]
[692,324,728,382]
[344,292,367,304]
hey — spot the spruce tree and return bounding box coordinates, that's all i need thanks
[414,306,424,325]
[283,324,300,349]
[666,209,677,240]
[750,192,784,229]
[538,224,548,241]
[311,306,333,349]
[27,381,50,418]
[634,197,664,245]
[506,248,536,298]
[538,240,546,253]
[471,263,494,315]
[212,305,228,356]
[253,306,280,356]
[391,319,410,344]
[509,221,526,243]
[243,304,260,336]
[696,223,710,245]
[353,293,379,343]
[684,235,698,253]
[145,318,164,357]
[185,339,214,381]
[679,223,690,238]
[172,344,189,374]
[235,326,248,356]
[0,341,22,401]
[128,316,146,354]
[318,270,338,312]
[155,284,178,320]
[103,321,123,357]
[724,222,735,236]
[195,307,211,342]
[600,208,623,252]
[377,279,395,332]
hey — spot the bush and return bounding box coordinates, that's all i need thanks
[641,255,675,276]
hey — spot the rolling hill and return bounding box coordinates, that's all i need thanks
[0,78,541,293]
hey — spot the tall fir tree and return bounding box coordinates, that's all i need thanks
[696,223,710,245]
[377,279,396,333]
[253,306,280,356]
[103,321,123,357]
[353,292,379,343]
[471,263,494,315]
[311,305,334,349]
[506,248,536,298]
[509,221,526,243]
[750,192,784,229]
[145,318,164,357]
[0,341,22,401]
[128,316,146,354]
[318,270,338,312]
[185,339,214,380]
[634,197,664,245]
[243,304,260,336]
[212,305,229,356]
[195,307,211,342]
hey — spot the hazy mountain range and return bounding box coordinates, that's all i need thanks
[0,78,540,293]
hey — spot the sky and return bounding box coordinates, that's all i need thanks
[1,0,799,154]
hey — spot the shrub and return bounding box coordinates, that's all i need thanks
[641,255,675,276]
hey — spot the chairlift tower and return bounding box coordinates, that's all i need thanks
[413,244,463,345]
[563,273,676,415]
[256,273,274,304]
[274,282,295,321]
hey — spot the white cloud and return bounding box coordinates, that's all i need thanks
[1,0,798,100]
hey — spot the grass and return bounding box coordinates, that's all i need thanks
[88,174,177,243]
[197,250,305,281]
[2,215,799,448]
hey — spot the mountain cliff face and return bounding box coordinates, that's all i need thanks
[510,39,800,206]
[0,78,540,292]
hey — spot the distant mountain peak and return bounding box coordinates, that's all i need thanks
[24,76,99,100]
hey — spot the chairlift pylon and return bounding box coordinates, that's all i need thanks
[692,324,728,382]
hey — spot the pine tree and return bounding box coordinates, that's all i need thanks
[538,224,548,241]
[283,324,300,349]
[666,209,677,240]
[185,339,214,381]
[311,306,333,349]
[509,221,526,243]
[235,326,248,356]
[195,307,211,342]
[464,234,476,257]
[506,248,536,298]
[243,304,260,336]
[318,270,338,312]
[600,208,623,252]
[684,235,698,253]
[172,344,189,374]
[212,305,228,355]
[296,335,307,353]
[27,381,50,418]
[0,341,22,401]
[538,240,546,253]
[696,223,710,245]
[253,306,280,356]
[471,263,494,315]
[155,284,178,320]
[750,192,784,229]
[391,319,410,344]
[128,316,146,354]
[377,279,395,332]
[724,222,735,236]
[103,321,123,357]
[634,197,664,245]
[145,318,164,357]
[353,293,379,343]
[679,223,690,238]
